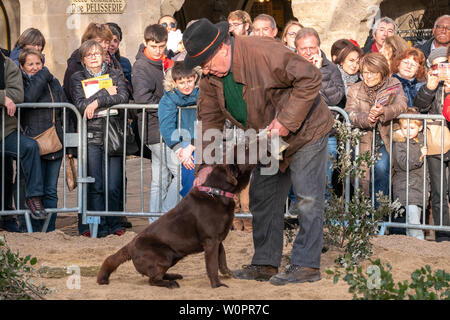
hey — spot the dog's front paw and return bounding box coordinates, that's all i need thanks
[220,268,233,278]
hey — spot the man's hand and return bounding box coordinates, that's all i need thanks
[311,54,323,69]
[4,96,16,117]
[267,118,290,137]
[84,100,99,119]
[193,166,213,187]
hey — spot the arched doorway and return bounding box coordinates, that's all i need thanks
[173,0,295,34]
[0,0,11,51]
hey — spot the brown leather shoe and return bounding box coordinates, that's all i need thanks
[269,265,321,286]
[232,264,278,281]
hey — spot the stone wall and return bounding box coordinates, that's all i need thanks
[6,0,445,81]
[292,0,383,57]
[18,0,165,81]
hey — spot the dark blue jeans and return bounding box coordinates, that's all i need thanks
[370,145,390,207]
[31,158,62,232]
[78,144,123,236]
[3,130,43,198]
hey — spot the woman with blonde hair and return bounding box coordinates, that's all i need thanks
[380,35,410,70]
[281,20,304,51]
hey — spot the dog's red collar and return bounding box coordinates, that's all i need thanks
[197,186,234,199]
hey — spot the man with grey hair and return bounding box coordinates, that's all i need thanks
[252,14,278,38]
[295,28,345,106]
[182,18,333,286]
[417,15,450,59]
[363,16,397,53]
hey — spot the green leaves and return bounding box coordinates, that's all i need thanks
[0,237,49,300]
[324,118,404,266]
[327,258,450,300]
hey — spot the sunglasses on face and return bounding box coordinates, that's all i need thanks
[161,22,177,29]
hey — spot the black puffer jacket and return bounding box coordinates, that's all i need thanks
[414,82,446,116]
[319,51,345,106]
[71,65,129,145]
[132,44,165,145]
[21,67,66,160]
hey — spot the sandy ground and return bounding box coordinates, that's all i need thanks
[2,228,450,300]
[1,158,450,300]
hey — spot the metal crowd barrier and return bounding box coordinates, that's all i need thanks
[0,103,84,233]
[4,103,449,238]
[372,113,450,234]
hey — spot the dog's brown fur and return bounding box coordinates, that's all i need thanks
[97,164,253,288]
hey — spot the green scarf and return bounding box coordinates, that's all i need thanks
[223,72,247,127]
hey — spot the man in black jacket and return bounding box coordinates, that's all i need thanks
[295,28,345,106]
[295,27,344,204]
[417,15,450,59]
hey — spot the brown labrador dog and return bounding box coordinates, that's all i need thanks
[97,163,253,288]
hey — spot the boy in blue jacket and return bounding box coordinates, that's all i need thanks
[158,61,200,197]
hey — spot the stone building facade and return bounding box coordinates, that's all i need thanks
[0,0,447,81]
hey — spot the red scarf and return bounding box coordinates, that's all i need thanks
[144,47,174,72]
[371,41,379,53]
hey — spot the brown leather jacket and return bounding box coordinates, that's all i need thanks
[196,36,334,172]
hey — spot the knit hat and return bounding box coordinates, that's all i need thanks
[427,47,448,67]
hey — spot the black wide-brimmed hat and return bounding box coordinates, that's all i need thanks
[183,18,229,69]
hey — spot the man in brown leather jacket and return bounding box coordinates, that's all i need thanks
[183,19,334,285]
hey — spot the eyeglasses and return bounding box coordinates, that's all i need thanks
[201,57,214,73]
[435,24,450,32]
[161,22,177,29]
[229,22,244,28]
[85,53,101,59]
[400,59,419,68]
[362,71,379,78]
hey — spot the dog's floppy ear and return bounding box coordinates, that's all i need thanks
[225,165,238,186]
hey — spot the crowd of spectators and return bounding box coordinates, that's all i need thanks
[0,12,449,244]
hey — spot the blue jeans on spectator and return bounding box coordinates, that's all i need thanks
[32,158,62,232]
[3,130,44,198]
[370,145,390,207]
[78,145,123,237]
[326,135,338,201]
[147,143,180,223]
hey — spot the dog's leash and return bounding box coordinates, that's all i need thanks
[197,186,235,199]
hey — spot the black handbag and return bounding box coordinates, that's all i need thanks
[105,116,139,156]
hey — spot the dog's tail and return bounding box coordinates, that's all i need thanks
[97,243,132,285]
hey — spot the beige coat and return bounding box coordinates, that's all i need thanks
[346,76,408,195]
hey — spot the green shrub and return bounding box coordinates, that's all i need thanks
[0,236,49,300]
[323,117,403,265]
[326,258,450,300]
